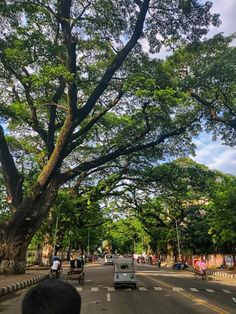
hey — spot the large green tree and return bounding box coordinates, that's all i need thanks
[207,175,236,253]
[0,0,219,273]
[148,158,215,255]
[166,33,236,145]
[116,158,217,254]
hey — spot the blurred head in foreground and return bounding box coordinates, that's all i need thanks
[22,278,81,314]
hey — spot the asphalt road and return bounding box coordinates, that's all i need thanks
[0,262,236,314]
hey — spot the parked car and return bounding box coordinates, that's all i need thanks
[104,254,114,265]
[113,257,136,289]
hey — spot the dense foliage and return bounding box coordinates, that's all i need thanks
[1,0,235,272]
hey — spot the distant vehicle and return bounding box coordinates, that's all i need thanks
[113,257,136,289]
[104,254,114,265]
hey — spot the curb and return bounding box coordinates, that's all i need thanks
[0,274,49,297]
[207,270,235,279]
[187,266,235,279]
[141,263,236,280]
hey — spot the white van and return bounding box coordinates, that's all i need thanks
[104,254,114,265]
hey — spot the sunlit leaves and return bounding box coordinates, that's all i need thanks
[208,176,236,250]
[30,65,74,87]
[166,33,236,145]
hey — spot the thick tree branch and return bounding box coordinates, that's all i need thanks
[0,54,48,143]
[47,78,66,155]
[59,116,198,184]
[60,0,78,118]
[64,90,124,156]
[0,125,23,206]
[76,0,150,125]
[71,1,92,29]
[191,91,236,130]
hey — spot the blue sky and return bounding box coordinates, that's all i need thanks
[192,0,236,175]
[205,0,236,37]
[193,133,236,175]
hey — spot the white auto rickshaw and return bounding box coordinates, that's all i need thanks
[104,254,114,265]
[113,258,136,289]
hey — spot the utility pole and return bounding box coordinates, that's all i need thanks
[166,208,182,263]
[52,216,59,257]
[87,227,90,256]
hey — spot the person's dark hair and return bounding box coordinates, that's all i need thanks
[22,279,81,314]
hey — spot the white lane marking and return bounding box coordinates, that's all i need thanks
[189,288,199,292]
[139,287,147,291]
[173,287,184,291]
[206,289,215,293]
[75,286,230,294]
[107,293,111,302]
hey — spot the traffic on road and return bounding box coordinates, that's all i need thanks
[0,258,236,314]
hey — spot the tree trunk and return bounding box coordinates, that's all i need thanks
[166,241,175,267]
[0,238,28,274]
[0,180,59,274]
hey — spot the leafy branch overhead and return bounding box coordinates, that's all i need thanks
[0,0,232,273]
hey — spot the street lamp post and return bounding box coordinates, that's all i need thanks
[166,210,182,262]
[87,227,90,256]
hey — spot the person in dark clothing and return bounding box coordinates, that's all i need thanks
[21,279,81,314]
[76,256,84,269]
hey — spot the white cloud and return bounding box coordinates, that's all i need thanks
[208,0,236,36]
[193,133,236,175]
[191,2,236,176]
[131,2,236,176]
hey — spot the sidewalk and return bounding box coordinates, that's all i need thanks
[174,265,235,278]
[0,262,100,298]
[185,265,235,279]
[139,262,236,279]
[206,268,235,279]
[0,266,49,297]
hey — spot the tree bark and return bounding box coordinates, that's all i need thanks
[0,179,59,274]
[0,125,23,207]
[166,241,175,267]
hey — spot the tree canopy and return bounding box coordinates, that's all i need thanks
[1,0,233,273]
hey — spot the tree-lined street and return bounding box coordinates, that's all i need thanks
[0,4,235,314]
[1,261,236,314]
[1,0,235,274]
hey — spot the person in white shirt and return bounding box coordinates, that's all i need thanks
[50,258,61,278]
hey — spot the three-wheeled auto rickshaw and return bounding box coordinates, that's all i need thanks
[113,258,136,289]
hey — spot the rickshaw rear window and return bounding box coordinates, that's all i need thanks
[120,264,129,270]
